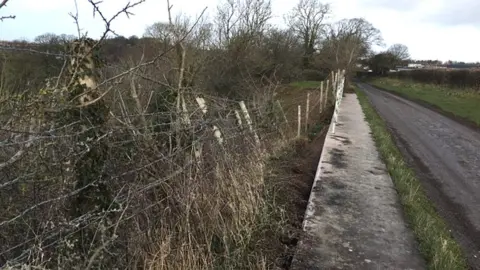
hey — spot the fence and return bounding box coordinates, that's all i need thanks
[0,68,346,269]
[293,69,346,138]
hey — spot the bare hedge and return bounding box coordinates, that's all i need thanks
[390,69,480,90]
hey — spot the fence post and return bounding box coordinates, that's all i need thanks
[196,97,224,145]
[320,81,324,113]
[305,92,310,133]
[297,105,301,137]
[275,100,288,124]
[239,101,261,147]
[234,109,243,127]
[331,70,346,134]
[325,79,329,108]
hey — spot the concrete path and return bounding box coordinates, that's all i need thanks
[290,93,425,270]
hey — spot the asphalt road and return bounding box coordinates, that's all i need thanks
[357,83,480,269]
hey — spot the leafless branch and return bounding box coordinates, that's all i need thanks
[0,0,15,21]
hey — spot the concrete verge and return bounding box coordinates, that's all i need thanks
[290,93,425,270]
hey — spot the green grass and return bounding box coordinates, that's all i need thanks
[369,77,480,126]
[289,80,322,89]
[355,87,468,270]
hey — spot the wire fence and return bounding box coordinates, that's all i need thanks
[0,62,346,268]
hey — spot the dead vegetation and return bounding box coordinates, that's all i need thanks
[0,0,379,268]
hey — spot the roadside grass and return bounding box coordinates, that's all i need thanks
[355,87,468,270]
[369,77,480,125]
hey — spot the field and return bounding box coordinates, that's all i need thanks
[369,77,480,126]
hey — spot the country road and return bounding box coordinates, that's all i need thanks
[357,83,480,268]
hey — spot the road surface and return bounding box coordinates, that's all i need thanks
[357,82,480,269]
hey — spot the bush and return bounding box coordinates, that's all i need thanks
[301,69,327,81]
[390,69,480,91]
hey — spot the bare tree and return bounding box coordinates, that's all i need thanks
[286,0,330,68]
[319,18,383,76]
[238,0,272,38]
[214,0,272,47]
[388,43,410,61]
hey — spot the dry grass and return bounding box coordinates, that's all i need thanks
[0,77,333,269]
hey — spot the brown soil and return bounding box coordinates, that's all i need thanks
[263,107,333,269]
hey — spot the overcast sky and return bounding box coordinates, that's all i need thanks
[0,0,479,62]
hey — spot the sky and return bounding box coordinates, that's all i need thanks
[0,0,479,62]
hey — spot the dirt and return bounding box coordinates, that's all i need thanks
[358,83,480,270]
[264,108,332,269]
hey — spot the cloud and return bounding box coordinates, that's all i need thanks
[425,0,480,27]
[0,0,479,62]
[361,0,420,11]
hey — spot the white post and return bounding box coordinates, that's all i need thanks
[196,97,224,145]
[297,105,301,137]
[239,101,260,147]
[332,70,346,134]
[305,92,310,133]
[325,79,329,108]
[234,109,243,127]
[320,81,324,113]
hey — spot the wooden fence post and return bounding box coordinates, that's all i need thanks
[239,101,261,147]
[297,105,301,137]
[325,79,330,108]
[275,100,288,124]
[305,92,310,133]
[196,97,224,145]
[320,81,324,113]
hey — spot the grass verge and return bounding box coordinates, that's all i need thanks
[369,77,480,126]
[355,87,468,270]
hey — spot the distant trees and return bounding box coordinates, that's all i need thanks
[34,33,76,45]
[387,43,410,61]
[367,52,397,75]
[367,43,411,75]
[318,18,382,77]
[286,0,330,68]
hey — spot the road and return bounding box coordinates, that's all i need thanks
[357,83,480,269]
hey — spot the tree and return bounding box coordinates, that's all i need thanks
[214,0,272,47]
[387,43,410,62]
[318,18,382,78]
[34,33,75,45]
[286,0,330,68]
[368,52,397,75]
